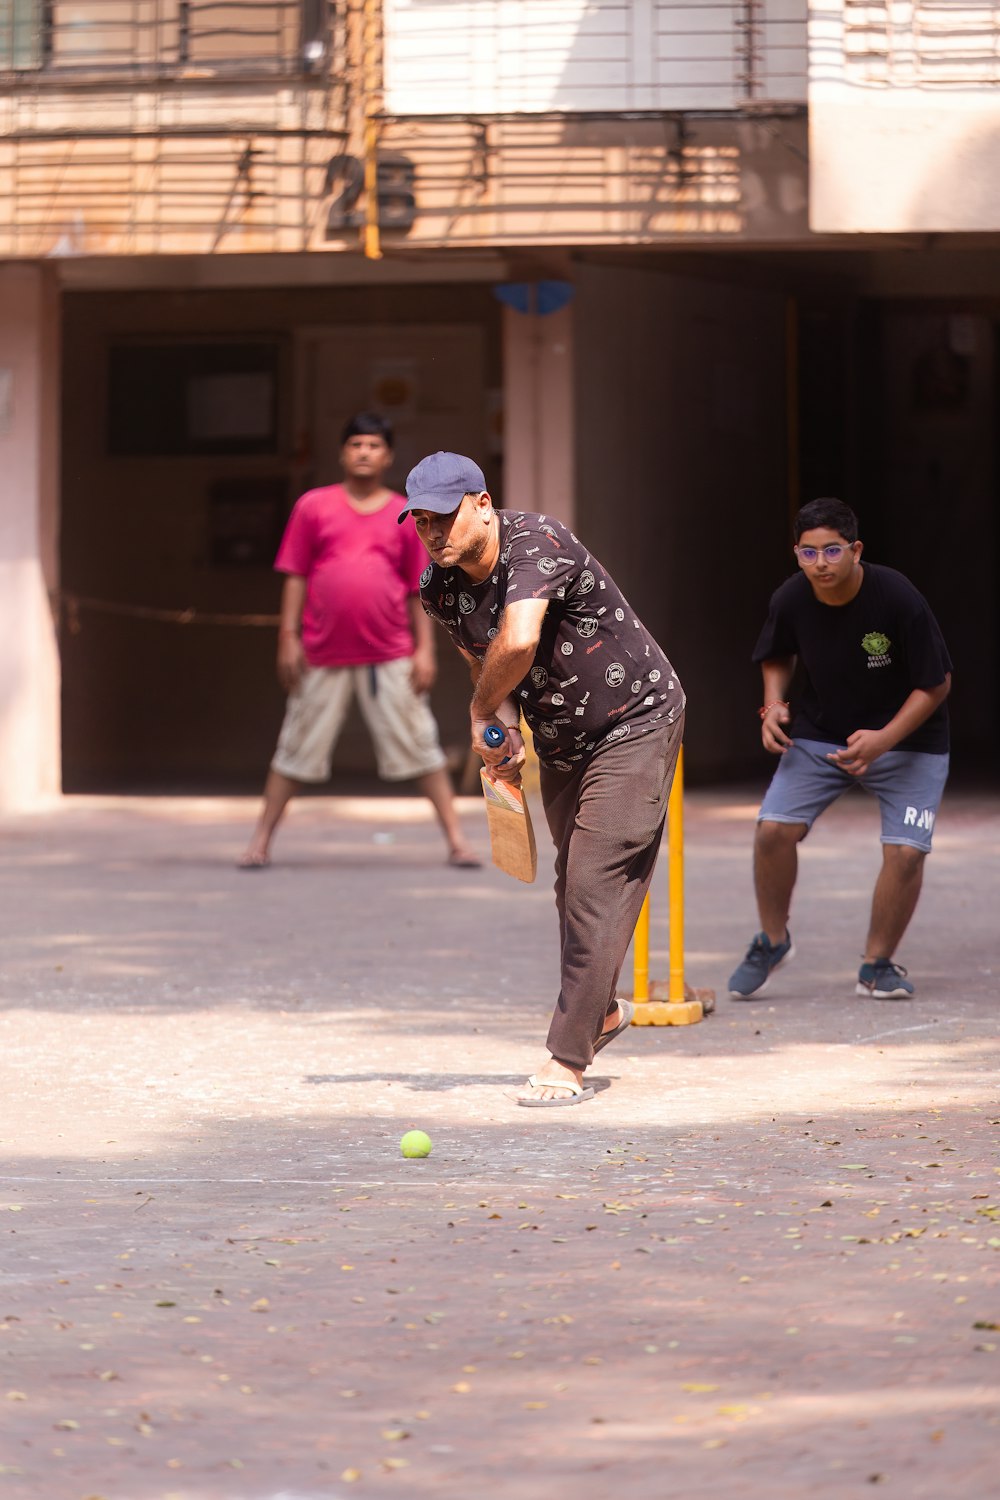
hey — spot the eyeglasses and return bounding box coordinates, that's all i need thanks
[794,543,855,565]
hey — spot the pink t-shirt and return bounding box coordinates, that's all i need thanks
[275,484,427,668]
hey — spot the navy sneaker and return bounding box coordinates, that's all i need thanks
[856,959,914,999]
[728,931,794,999]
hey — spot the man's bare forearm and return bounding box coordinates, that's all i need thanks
[408,596,436,657]
[470,641,537,722]
[279,575,307,637]
[868,676,951,752]
[760,657,795,708]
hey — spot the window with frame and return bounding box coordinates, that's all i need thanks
[0,0,43,70]
[3,1,332,77]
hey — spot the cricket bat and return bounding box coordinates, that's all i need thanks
[480,725,537,883]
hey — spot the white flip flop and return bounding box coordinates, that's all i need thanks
[515,1075,596,1108]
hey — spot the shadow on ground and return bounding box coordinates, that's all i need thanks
[1,793,998,1498]
[3,1101,999,1500]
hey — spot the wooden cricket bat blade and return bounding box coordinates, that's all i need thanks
[480,769,537,883]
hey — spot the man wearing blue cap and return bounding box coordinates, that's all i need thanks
[400,452,686,1106]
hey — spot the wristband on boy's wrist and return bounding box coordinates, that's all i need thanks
[759,700,789,720]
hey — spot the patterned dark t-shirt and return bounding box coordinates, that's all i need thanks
[420,510,684,767]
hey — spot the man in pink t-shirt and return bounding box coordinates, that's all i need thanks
[240,412,479,869]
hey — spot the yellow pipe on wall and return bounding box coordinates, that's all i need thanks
[362,0,382,261]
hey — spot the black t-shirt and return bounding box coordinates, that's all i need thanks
[420,510,684,766]
[752,564,952,754]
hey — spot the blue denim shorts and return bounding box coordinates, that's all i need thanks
[758,739,949,853]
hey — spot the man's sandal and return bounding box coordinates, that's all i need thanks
[592,998,634,1056]
[516,1075,596,1108]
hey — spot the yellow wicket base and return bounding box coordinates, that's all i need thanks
[631,998,704,1026]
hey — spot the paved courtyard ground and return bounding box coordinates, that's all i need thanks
[0,786,998,1500]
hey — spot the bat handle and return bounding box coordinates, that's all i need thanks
[483,723,511,765]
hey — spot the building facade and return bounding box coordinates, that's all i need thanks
[2,2,998,804]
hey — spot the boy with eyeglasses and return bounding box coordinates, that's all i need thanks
[728,497,952,1001]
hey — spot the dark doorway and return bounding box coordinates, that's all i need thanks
[59,283,502,792]
[830,301,997,779]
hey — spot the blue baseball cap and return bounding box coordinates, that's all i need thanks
[397,451,487,523]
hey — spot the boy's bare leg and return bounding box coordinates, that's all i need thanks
[417,767,480,866]
[754,819,807,944]
[239,769,300,868]
[864,843,926,961]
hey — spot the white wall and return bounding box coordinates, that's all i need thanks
[810,1,1000,232]
[0,264,61,809]
[503,303,575,526]
[384,0,807,114]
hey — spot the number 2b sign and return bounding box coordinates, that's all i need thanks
[324,153,417,236]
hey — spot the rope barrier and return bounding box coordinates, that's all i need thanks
[56,592,280,634]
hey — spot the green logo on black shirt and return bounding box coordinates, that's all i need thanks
[861,630,892,669]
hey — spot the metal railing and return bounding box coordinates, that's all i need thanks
[381,0,809,116]
[2,0,333,80]
[844,0,1000,87]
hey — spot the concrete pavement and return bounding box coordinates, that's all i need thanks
[1,787,998,1499]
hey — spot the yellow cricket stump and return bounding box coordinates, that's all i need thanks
[630,746,715,1025]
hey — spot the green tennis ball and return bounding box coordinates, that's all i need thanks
[400,1130,432,1159]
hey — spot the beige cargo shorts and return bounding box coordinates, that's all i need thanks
[271,658,447,783]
